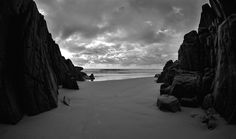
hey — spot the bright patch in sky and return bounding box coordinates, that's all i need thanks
[60,49,73,59]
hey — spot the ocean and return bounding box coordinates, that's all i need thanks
[83,69,162,81]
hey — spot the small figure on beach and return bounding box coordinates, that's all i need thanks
[89,73,95,81]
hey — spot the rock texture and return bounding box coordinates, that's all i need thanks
[178,31,204,71]
[157,95,181,113]
[0,0,82,124]
[156,60,180,84]
[157,0,236,124]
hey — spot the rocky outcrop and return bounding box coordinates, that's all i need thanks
[0,0,80,124]
[178,31,204,71]
[157,0,236,124]
[156,60,180,84]
[213,14,236,123]
[171,73,201,100]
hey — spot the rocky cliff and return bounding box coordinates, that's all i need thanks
[158,0,236,124]
[0,0,82,124]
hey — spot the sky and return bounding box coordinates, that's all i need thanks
[35,0,208,69]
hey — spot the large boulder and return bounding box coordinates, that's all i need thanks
[156,60,180,84]
[170,72,201,100]
[157,95,181,112]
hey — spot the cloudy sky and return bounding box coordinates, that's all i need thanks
[35,0,208,69]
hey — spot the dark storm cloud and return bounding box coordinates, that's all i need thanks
[35,0,208,68]
[35,0,120,39]
[36,0,207,39]
[129,0,208,31]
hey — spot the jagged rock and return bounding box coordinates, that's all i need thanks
[0,0,81,124]
[75,66,84,71]
[198,4,216,32]
[66,59,77,75]
[178,31,204,71]
[199,68,215,102]
[170,73,201,99]
[154,74,160,78]
[156,60,180,84]
[47,40,66,85]
[157,95,181,112]
[74,68,87,81]
[213,14,236,124]
[198,4,216,69]
[62,74,79,90]
[0,0,58,123]
[210,0,236,20]
[157,0,236,124]
[156,60,173,83]
[163,60,174,71]
[160,83,172,95]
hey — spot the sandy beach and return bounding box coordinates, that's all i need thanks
[0,77,236,139]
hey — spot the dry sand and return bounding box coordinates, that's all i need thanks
[0,77,236,139]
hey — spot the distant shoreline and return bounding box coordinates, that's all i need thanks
[80,76,155,82]
[82,69,160,82]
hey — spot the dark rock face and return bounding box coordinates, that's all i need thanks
[171,73,201,99]
[156,60,180,84]
[0,0,81,124]
[178,31,204,71]
[199,4,216,32]
[62,74,79,90]
[209,0,236,20]
[213,15,236,123]
[158,1,236,124]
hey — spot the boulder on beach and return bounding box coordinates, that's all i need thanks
[157,95,181,113]
[170,73,201,99]
[156,60,180,84]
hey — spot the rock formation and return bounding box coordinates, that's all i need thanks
[0,0,82,124]
[157,0,236,124]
